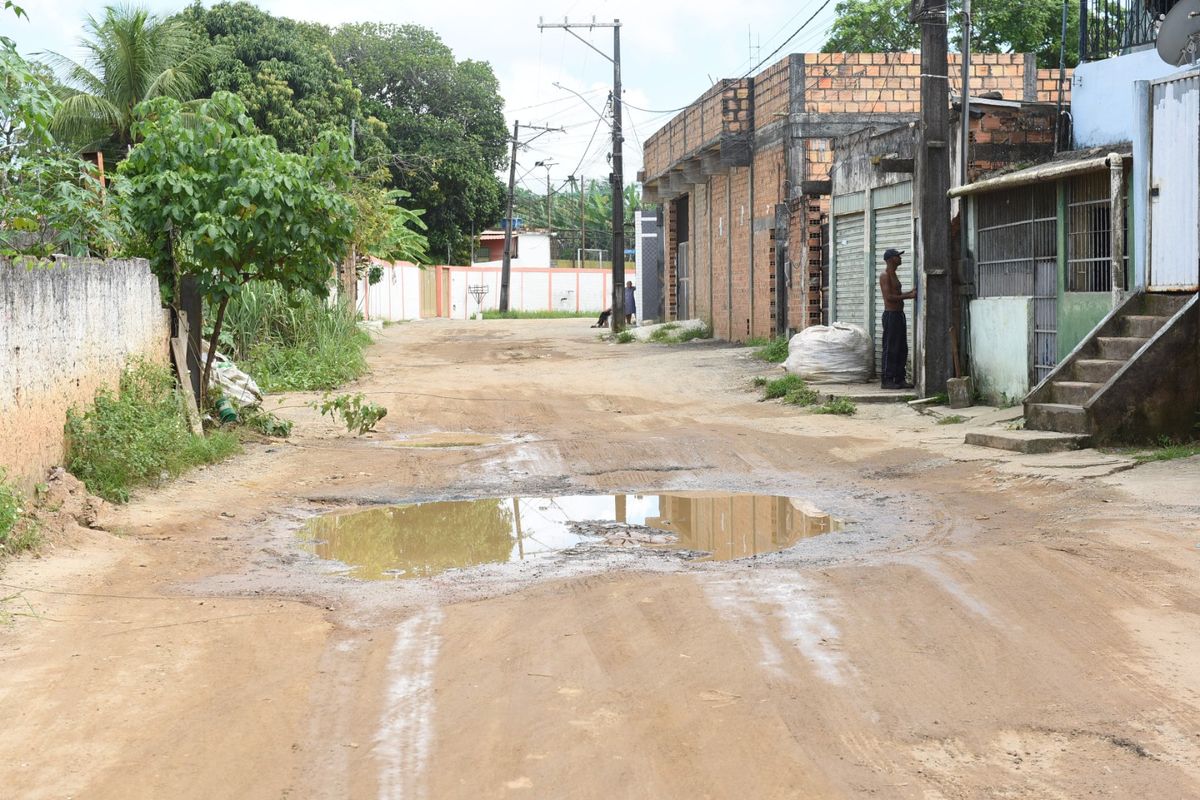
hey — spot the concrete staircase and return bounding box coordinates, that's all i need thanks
[1024,292,1198,444]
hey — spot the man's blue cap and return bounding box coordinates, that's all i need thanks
[883,248,904,261]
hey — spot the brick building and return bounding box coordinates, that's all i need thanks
[639,51,1071,343]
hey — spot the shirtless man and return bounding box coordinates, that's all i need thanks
[879,248,916,389]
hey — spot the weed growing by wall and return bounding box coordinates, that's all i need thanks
[65,361,240,503]
[0,469,39,557]
[218,282,371,392]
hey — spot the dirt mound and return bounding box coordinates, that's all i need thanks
[28,468,120,547]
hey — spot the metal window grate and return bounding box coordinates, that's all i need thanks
[976,185,1057,298]
[1080,0,1175,62]
[1066,171,1127,292]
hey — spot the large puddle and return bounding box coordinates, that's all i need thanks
[298,493,842,580]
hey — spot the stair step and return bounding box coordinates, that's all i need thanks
[965,430,1091,454]
[1096,336,1147,360]
[1142,293,1189,317]
[1122,314,1172,338]
[1026,402,1091,434]
[1051,380,1104,405]
[1072,358,1124,383]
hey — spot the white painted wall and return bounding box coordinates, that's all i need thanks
[447,267,612,319]
[474,232,554,269]
[969,296,1034,405]
[357,262,424,321]
[0,257,167,486]
[1072,50,1178,147]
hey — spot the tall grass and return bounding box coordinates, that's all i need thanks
[217,282,371,392]
[0,469,38,556]
[65,361,240,503]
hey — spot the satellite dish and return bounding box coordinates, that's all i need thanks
[1157,0,1200,66]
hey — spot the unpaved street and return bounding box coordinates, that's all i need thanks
[2,319,1200,799]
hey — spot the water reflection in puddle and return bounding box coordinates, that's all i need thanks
[299,493,842,580]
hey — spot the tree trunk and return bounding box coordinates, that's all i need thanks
[201,294,231,411]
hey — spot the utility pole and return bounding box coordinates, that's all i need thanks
[540,17,625,332]
[501,121,562,312]
[535,160,557,237]
[914,0,953,395]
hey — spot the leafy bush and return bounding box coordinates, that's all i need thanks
[241,407,293,438]
[647,322,712,344]
[218,282,371,392]
[783,385,820,406]
[615,330,635,344]
[752,337,789,363]
[312,393,387,435]
[65,360,239,502]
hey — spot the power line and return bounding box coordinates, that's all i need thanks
[740,0,836,78]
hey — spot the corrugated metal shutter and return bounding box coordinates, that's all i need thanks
[871,203,914,376]
[1150,72,1200,291]
[834,212,866,327]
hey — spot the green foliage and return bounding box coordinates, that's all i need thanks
[763,374,808,400]
[0,468,38,557]
[511,179,641,252]
[219,282,370,392]
[813,397,858,416]
[0,44,121,257]
[43,5,212,156]
[929,392,950,405]
[783,385,820,406]
[937,414,968,425]
[118,92,354,306]
[751,376,769,388]
[752,337,790,363]
[349,185,429,266]
[822,0,1079,69]
[615,330,635,344]
[330,23,507,262]
[182,2,364,156]
[647,322,713,344]
[481,309,594,319]
[241,406,293,437]
[313,393,388,435]
[1131,439,1200,464]
[64,360,239,503]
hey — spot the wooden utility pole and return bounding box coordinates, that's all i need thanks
[501,122,562,311]
[914,0,953,395]
[539,17,625,332]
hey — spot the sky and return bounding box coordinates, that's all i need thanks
[4,0,842,190]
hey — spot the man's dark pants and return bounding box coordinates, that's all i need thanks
[881,309,908,387]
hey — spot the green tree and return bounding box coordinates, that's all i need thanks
[330,23,507,263]
[181,2,366,156]
[116,92,355,396]
[42,5,211,157]
[822,0,1079,69]
[1,40,120,257]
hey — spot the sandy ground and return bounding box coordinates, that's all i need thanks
[2,318,1200,800]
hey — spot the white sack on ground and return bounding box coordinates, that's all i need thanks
[783,323,873,383]
[198,343,264,406]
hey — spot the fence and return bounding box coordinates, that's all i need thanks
[1080,0,1173,61]
[0,257,167,486]
[356,262,615,321]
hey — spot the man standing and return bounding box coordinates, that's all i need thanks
[879,248,915,389]
[624,281,637,326]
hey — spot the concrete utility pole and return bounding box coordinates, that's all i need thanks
[501,122,563,312]
[914,0,953,395]
[535,160,557,237]
[539,17,625,332]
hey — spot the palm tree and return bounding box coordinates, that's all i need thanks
[42,5,209,156]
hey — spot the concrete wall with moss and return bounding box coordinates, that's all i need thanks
[1059,293,1112,360]
[969,297,1034,405]
[0,258,167,487]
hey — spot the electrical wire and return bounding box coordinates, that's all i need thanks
[740,0,836,78]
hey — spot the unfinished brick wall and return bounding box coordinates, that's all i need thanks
[642,51,1076,343]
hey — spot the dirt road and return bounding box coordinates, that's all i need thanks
[2,319,1199,799]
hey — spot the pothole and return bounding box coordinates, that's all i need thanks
[383,432,503,449]
[297,493,844,580]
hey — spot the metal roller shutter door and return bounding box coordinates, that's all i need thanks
[871,203,914,377]
[834,212,866,327]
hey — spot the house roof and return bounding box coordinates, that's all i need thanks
[949,144,1133,198]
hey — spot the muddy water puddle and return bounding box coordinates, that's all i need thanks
[299,493,843,580]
